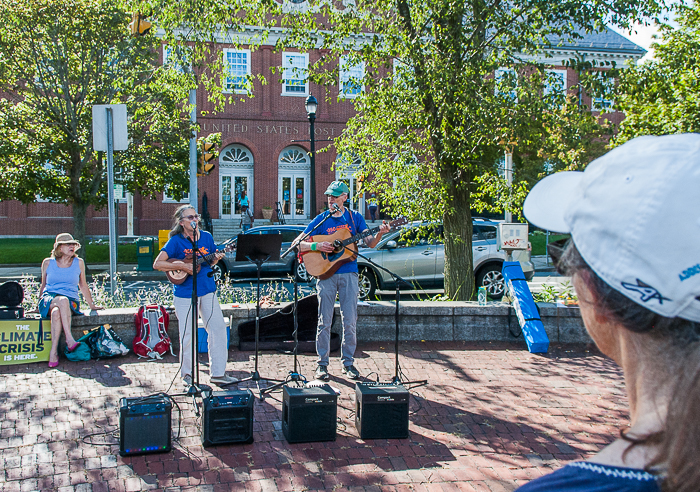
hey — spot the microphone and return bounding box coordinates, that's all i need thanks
[331,203,340,212]
[191,221,198,229]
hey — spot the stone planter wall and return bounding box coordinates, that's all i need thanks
[62,301,588,353]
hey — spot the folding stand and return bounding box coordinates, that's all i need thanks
[235,233,285,392]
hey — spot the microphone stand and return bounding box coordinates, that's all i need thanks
[344,244,427,389]
[171,222,212,411]
[260,207,340,398]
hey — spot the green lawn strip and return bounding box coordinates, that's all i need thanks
[0,238,156,265]
[528,233,570,256]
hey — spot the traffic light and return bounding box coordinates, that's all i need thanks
[197,142,216,176]
[129,12,151,36]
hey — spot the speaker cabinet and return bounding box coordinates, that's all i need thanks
[119,395,172,456]
[201,389,254,446]
[282,385,337,443]
[355,383,409,440]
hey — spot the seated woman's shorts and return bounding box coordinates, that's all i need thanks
[38,292,83,319]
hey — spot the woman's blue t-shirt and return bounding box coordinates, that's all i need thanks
[162,231,218,298]
[303,208,368,275]
[515,461,660,492]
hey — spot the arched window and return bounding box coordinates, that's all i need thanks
[220,144,254,218]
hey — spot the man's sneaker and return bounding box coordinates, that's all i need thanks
[342,365,360,380]
[210,374,239,386]
[315,365,330,381]
[182,374,193,388]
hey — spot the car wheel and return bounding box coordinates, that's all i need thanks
[476,264,505,299]
[211,263,226,283]
[294,261,310,283]
[358,268,378,300]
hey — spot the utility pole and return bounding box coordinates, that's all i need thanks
[505,151,513,223]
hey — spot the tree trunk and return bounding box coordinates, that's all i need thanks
[443,172,474,301]
[73,201,88,260]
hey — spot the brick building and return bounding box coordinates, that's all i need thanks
[0,28,644,241]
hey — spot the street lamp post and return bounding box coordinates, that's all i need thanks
[305,95,318,217]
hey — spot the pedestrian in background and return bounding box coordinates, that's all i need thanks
[518,134,700,492]
[240,205,254,232]
[368,193,378,222]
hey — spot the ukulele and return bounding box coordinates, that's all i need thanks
[302,217,408,279]
[165,243,234,285]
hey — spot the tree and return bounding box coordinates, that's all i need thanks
[152,0,664,299]
[0,0,194,249]
[615,2,700,144]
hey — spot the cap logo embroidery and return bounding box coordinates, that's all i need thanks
[679,263,700,282]
[621,279,671,304]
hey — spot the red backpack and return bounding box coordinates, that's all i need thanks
[133,305,174,359]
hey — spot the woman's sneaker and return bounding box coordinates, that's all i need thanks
[315,365,330,381]
[210,374,239,386]
[182,374,193,388]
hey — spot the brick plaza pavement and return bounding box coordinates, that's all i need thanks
[0,341,628,491]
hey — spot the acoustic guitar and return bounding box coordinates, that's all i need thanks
[165,243,234,285]
[302,217,408,280]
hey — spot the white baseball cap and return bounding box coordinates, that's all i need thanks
[523,134,700,322]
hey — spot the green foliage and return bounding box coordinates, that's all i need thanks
[0,238,155,265]
[532,280,577,304]
[528,233,570,256]
[614,2,700,143]
[0,0,193,242]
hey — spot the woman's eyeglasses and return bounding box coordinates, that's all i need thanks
[547,238,569,275]
[182,214,201,221]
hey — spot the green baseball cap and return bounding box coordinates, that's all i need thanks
[324,181,350,196]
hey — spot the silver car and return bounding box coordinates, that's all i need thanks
[356,219,534,299]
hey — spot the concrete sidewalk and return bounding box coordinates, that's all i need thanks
[0,341,624,492]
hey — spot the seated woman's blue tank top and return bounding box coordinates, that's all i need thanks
[44,258,81,299]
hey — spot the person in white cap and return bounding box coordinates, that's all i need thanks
[516,134,700,491]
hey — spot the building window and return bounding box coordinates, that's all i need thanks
[163,45,189,73]
[224,49,251,94]
[593,77,615,112]
[282,52,309,96]
[495,67,517,102]
[340,56,364,98]
[163,188,190,204]
[544,69,567,97]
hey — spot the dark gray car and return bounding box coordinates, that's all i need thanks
[213,225,308,282]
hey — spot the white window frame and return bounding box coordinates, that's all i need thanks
[223,49,251,94]
[593,77,615,112]
[163,187,190,204]
[339,56,364,98]
[544,69,567,97]
[282,52,309,96]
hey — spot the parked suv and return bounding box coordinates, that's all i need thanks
[214,225,309,282]
[356,219,534,299]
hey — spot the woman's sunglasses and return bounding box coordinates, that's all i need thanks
[547,238,570,275]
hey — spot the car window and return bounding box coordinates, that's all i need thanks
[395,228,431,248]
[280,230,301,242]
[473,225,497,241]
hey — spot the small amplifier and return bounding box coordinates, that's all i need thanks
[282,385,337,443]
[201,389,254,446]
[355,383,409,440]
[119,395,172,456]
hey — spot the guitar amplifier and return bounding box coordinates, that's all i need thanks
[355,382,409,440]
[201,389,254,446]
[119,395,172,456]
[282,385,337,443]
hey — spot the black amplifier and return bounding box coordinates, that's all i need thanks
[355,382,409,440]
[282,385,337,443]
[202,389,254,446]
[119,395,172,456]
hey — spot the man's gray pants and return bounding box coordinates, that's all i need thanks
[316,272,359,368]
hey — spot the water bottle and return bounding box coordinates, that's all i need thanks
[478,286,487,306]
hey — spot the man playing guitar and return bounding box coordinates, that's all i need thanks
[153,205,238,388]
[298,181,390,381]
